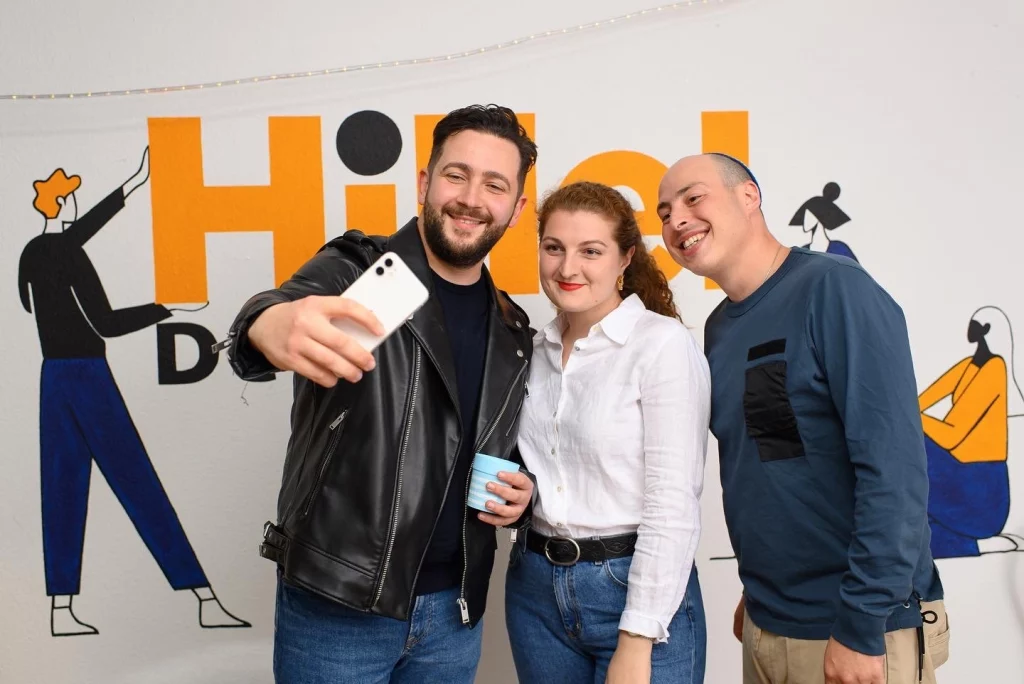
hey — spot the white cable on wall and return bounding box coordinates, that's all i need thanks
[0,0,736,101]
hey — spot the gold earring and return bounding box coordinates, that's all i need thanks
[616,274,624,291]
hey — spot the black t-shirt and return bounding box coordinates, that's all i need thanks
[414,271,491,595]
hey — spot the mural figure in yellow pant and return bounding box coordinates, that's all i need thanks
[918,306,1024,558]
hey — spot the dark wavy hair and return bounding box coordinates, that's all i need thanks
[538,181,681,321]
[428,104,538,194]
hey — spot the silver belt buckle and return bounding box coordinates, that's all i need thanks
[544,537,581,566]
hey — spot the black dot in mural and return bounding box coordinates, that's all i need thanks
[336,110,402,176]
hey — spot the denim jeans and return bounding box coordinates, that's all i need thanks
[273,577,483,684]
[505,541,706,684]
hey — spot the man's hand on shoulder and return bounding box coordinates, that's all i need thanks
[248,295,384,388]
[823,636,884,684]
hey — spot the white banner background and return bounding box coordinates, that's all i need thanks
[2,0,1021,682]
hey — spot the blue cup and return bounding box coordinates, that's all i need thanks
[467,453,520,512]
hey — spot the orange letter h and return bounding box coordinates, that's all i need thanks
[148,117,325,303]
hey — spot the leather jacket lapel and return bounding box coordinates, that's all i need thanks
[473,274,529,454]
[387,219,461,417]
[385,217,530,439]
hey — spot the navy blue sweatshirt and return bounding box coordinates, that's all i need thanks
[704,248,943,656]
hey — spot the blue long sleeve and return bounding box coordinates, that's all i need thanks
[806,264,930,655]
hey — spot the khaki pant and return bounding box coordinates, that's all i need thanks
[742,601,950,684]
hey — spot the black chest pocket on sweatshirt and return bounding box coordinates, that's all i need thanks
[743,340,805,462]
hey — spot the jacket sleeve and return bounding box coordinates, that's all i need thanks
[505,443,537,530]
[495,289,535,530]
[806,263,930,656]
[226,247,364,381]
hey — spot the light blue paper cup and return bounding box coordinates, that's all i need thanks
[467,453,520,512]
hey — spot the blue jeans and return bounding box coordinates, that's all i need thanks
[505,541,707,683]
[273,577,483,684]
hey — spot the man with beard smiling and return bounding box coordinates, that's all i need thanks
[226,104,538,684]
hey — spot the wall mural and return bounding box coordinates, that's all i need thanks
[10,116,1021,638]
[919,306,1024,558]
[792,183,1022,559]
[16,148,250,636]
[790,182,857,264]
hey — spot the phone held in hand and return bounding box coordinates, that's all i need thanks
[331,252,429,352]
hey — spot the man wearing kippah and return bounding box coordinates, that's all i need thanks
[657,153,949,684]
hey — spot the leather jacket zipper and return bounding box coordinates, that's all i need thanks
[457,358,529,624]
[373,344,421,607]
[302,409,349,517]
[505,380,528,437]
[477,360,528,449]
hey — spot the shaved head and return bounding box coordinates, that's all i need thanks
[657,153,773,296]
[710,153,756,189]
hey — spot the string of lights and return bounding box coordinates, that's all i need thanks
[0,0,731,101]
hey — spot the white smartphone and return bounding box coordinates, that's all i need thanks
[331,252,429,352]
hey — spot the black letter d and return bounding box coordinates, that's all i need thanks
[157,323,219,385]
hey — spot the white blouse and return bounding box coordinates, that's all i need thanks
[517,294,711,642]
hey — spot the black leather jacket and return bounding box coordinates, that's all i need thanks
[226,218,533,626]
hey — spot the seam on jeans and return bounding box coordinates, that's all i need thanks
[603,557,629,588]
[565,569,582,640]
[686,594,696,683]
[423,592,434,644]
[405,596,424,653]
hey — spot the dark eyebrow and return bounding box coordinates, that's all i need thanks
[441,162,511,189]
[656,182,703,214]
[540,237,608,248]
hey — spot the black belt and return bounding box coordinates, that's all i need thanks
[526,530,637,566]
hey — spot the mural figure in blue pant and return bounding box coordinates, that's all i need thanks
[918,306,1024,558]
[17,148,249,636]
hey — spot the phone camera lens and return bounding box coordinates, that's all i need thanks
[376,266,384,276]
[385,258,393,267]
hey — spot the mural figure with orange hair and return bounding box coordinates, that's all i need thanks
[17,148,249,636]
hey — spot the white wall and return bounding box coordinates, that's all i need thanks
[2,0,1022,682]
